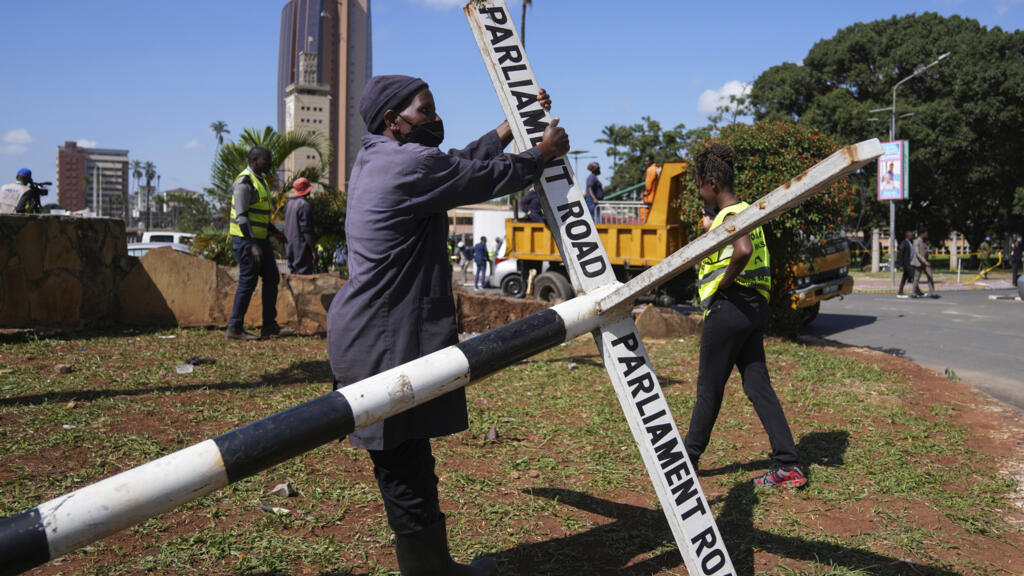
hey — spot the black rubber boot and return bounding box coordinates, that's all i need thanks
[395,515,496,576]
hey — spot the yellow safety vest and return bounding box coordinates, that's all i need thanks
[697,201,771,313]
[229,167,272,239]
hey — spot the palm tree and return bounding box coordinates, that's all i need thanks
[209,126,331,219]
[143,161,157,230]
[210,121,230,148]
[521,0,532,45]
[131,160,143,222]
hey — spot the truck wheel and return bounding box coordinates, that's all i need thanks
[533,272,574,302]
[501,273,526,298]
[800,303,820,325]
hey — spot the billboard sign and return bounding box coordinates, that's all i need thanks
[877,140,909,200]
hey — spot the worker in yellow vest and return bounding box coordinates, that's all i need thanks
[226,146,291,340]
[684,143,805,489]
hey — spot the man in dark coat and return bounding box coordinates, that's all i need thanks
[284,177,317,274]
[521,186,544,222]
[326,74,569,575]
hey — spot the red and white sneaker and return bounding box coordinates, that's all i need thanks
[753,465,807,488]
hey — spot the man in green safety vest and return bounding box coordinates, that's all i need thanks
[684,143,806,489]
[226,146,291,340]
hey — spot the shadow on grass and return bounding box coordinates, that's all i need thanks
[508,431,960,576]
[0,360,333,407]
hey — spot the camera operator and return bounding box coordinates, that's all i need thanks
[14,169,47,214]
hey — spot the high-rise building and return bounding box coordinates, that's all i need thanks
[278,0,371,190]
[56,141,130,217]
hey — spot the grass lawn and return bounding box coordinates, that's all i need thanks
[1,328,1022,575]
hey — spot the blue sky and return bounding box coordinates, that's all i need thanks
[2,0,1022,195]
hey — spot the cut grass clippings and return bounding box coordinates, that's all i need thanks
[1,327,1022,575]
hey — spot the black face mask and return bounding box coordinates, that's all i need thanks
[400,115,445,148]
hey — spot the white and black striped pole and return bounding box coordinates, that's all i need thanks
[0,136,880,575]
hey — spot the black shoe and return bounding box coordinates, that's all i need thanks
[395,515,496,576]
[929,293,941,299]
[260,323,295,339]
[225,328,259,341]
[910,293,923,299]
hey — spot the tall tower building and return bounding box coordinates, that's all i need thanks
[283,51,331,180]
[278,0,371,190]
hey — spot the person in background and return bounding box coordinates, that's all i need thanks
[284,177,318,275]
[642,154,660,223]
[585,161,604,222]
[14,168,44,214]
[521,186,544,222]
[458,241,473,282]
[474,235,491,290]
[226,146,292,340]
[912,229,939,299]
[896,230,917,298]
[1011,232,1022,287]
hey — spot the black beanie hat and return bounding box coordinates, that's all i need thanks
[359,74,428,134]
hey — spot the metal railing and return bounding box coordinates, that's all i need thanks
[594,200,646,225]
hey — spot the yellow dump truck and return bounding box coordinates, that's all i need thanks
[502,160,853,315]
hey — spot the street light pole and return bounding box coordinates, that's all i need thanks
[886,51,950,288]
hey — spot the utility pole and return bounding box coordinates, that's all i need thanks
[873,51,950,288]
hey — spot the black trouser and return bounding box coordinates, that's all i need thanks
[897,267,915,294]
[685,286,799,466]
[368,438,442,535]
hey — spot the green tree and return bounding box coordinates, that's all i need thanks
[210,121,230,148]
[595,116,701,195]
[196,126,333,265]
[163,189,215,234]
[678,122,857,334]
[749,13,1024,248]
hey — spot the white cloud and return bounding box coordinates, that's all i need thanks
[697,80,751,118]
[995,0,1024,16]
[1,129,32,155]
[77,139,98,148]
[183,139,202,150]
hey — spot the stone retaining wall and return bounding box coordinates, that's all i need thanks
[0,215,129,328]
[119,248,344,334]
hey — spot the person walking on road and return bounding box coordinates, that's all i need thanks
[226,146,292,340]
[284,177,318,275]
[896,231,916,298]
[912,229,939,299]
[684,143,806,489]
[473,235,490,290]
[1010,233,1022,287]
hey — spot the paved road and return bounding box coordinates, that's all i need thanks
[807,289,1024,410]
